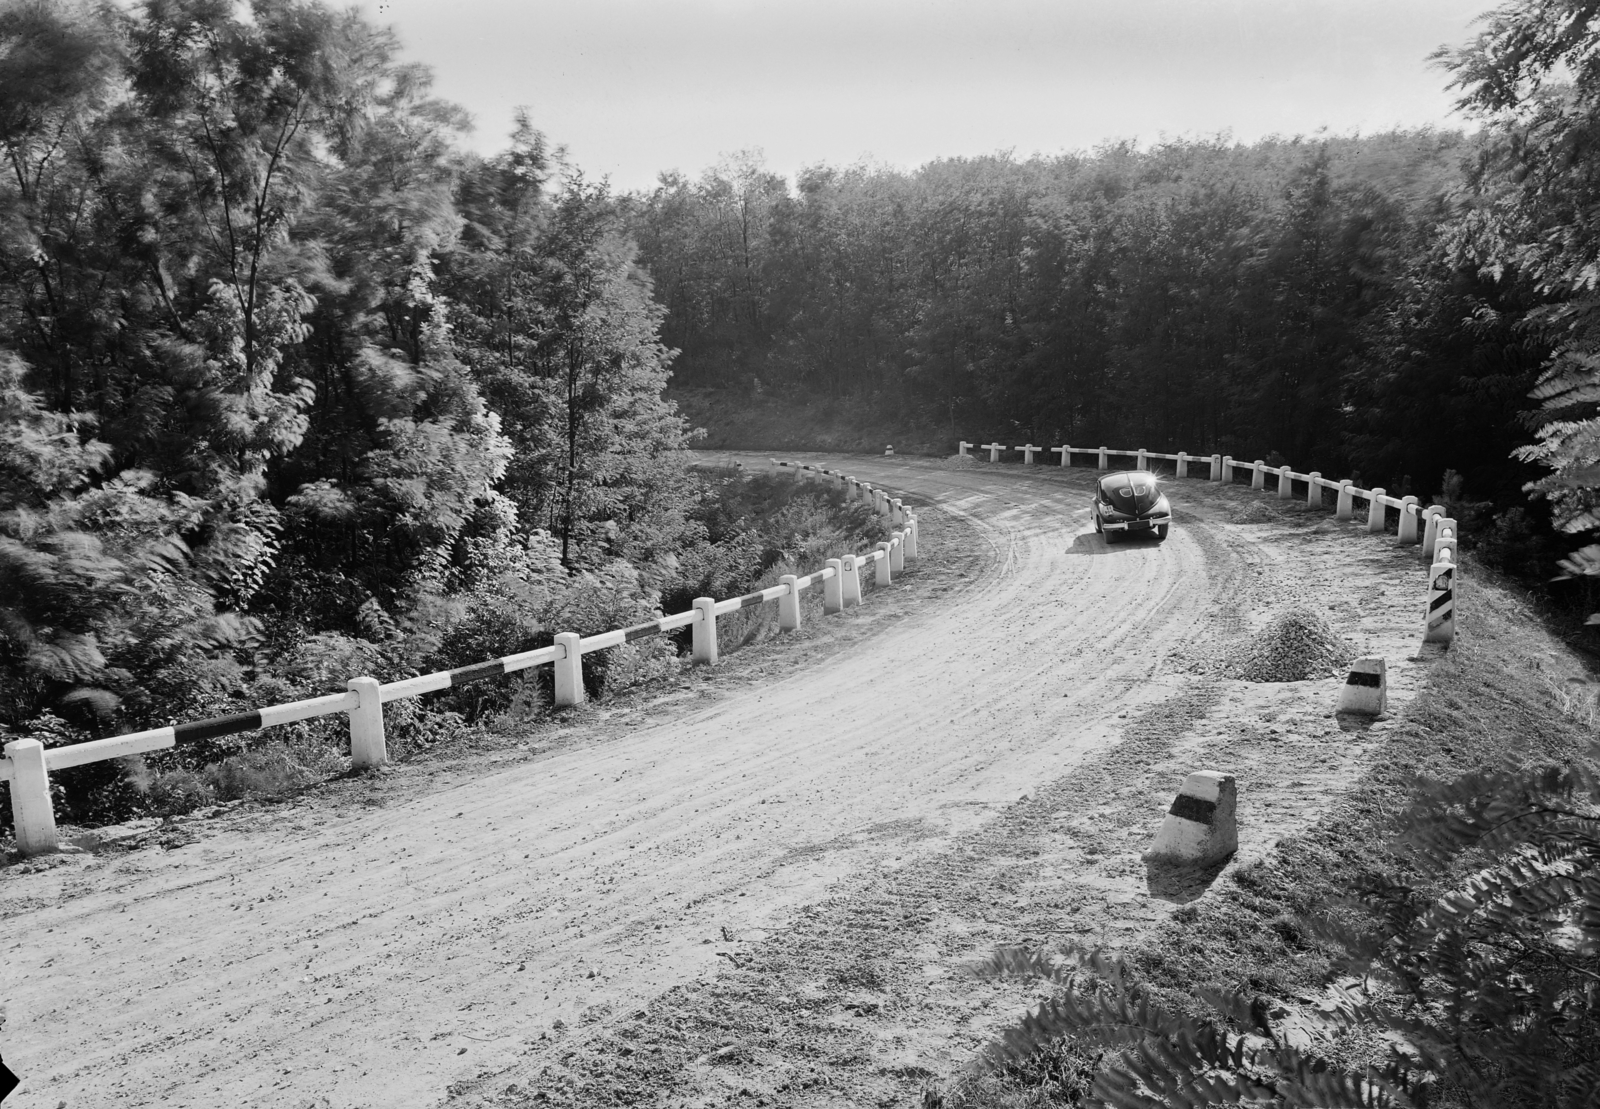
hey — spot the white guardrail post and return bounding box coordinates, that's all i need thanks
[1177,451,1188,478]
[1098,446,1109,470]
[1336,481,1354,521]
[1137,448,1148,471]
[5,738,58,856]
[1209,454,1222,481]
[904,515,919,559]
[346,676,387,768]
[1306,472,1321,507]
[1278,466,1293,499]
[1425,559,1456,645]
[554,632,584,706]
[1399,497,1421,544]
[1435,518,1458,566]
[1251,461,1265,490]
[1052,445,1069,467]
[891,532,905,572]
[692,597,717,664]
[779,575,801,631]
[875,544,892,585]
[1019,444,1039,464]
[983,442,1004,463]
[842,554,863,606]
[824,560,844,614]
[959,440,971,457]
[1422,505,1446,559]
[1367,488,1386,532]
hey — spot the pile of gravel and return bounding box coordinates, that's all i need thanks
[1223,607,1353,683]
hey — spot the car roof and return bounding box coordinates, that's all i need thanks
[1097,471,1159,491]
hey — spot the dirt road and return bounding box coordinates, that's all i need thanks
[1,454,1436,1107]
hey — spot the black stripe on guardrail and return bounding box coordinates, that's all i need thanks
[624,621,663,642]
[449,659,510,686]
[174,710,263,744]
[1168,793,1217,824]
[737,590,766,609]
[1345,671,1382,687]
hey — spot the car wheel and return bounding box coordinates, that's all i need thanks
[1157,524,1169,541]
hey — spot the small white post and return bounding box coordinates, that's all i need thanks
[983,442,1004,463]
[875,544,892,586]
[1177,452,1188,478]
[1278,466,1293,500]
[1052,445,1069,467]
[346,676,387,768]
[5,738,59,856]
[1336,657,1387,716]
[824,559,843,614]
[958,440,971,458]
[778,575,801,631]
[1306,472,1322,507]
[554,631,584,706]
[1398,497,1421,544]
[884,444,894,456]
[904,516,919,559]
[1222,455,1233,483]
[1137,448,1148,471]
[1209,454,1222,482]
[1098,446,1109,470]
[692,597,717,664]
[1422,505,1447,559]
[1337,481,1354,520]
[890,532,905,572]
[1141,770,1238,866]
[1251,461,1265,490]
[1018,444,1039,464]
[1424,561,1456,645]
[842,555,863,607]
[1367,488,1387,533]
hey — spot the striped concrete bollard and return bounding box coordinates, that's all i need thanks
[875,543,892,586]
[1278,465,1293,500]
[1142,770,1238,866]
[692,597,717,664]
[1098,446,1109,470]
[1336,656,1387,716]
[554,632,584,706]
[1367,488,1387,533]
[778,574,801,631]
[885,444,894,456]
[842,554,863,606]
[347,675,387,767]
[1425,560,1456,645]
[1177,451,1188,478]
[1422,505,1447,559]
[1336,481,1354,521]
[1398,497,1421,544]
[1251,461,1265,490]
[1306,472,1322,507]
[890,532,905,572]
[824,560,844,614]
[4,738,58,856]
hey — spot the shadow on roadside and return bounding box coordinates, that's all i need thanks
[1144,854,1233,904]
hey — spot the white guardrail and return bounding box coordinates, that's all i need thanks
[960,440,1458,651]
[1,459,919,857]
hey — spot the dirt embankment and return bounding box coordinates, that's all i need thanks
[5,454,1575,1109]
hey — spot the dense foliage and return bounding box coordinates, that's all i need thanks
[0,0,893,825]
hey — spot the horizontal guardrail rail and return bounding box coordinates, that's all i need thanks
[958,438,1460,649]
[2,458,923,857]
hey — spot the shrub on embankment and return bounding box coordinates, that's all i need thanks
[951,560,1600,1108]
[2,467,888,834]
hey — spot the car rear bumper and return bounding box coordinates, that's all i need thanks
[1102,516,1171,531]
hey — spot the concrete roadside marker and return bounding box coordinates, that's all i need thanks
[824,559,844,614]
[1278,465,1293,500]
[692,597,717,664]
[1052,444,1069,467]
[1422,505,1446,560]
[4,738,58,856]
[1142,770,1238,866]
[1335,656,1387,716]
[959,441,971,458]
[1435,519,1458,566]
[1398,497,1420,544]
[983,441,1005,462]
[1210,454,1222,482]
[1336,481,1354,521]
[885,444,894,456]
[1098,446,1109,470]
[1137,448,1148,470]
[1252,460,1265,490]
[1177,451,1189,478]
[1367,488,1387,533]
[1425,560,1456,645]
[1019,443,1040,464]
[1306,472,1322,507]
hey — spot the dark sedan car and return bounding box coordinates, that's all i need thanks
[1092,471,1171,542]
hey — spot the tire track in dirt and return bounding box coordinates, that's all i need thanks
[1,455,1430,1109]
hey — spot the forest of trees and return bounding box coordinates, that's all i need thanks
[9,0,1600,809]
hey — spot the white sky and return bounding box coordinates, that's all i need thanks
[360,0,1492,192]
